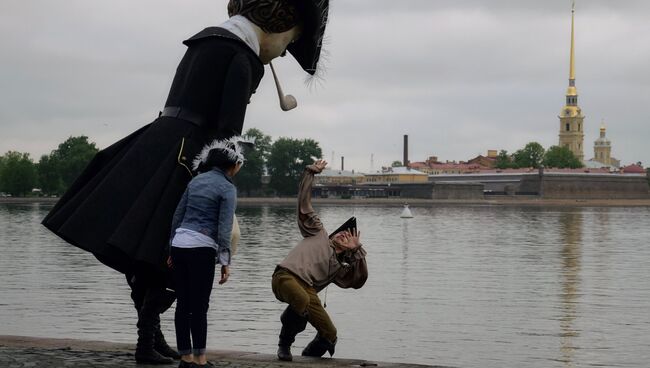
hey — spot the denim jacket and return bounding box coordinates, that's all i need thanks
[170,168,236,264]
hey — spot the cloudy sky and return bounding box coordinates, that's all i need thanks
[1,0,649,172]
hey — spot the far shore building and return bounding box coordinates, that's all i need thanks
[585,121,620,169]
[364,166,428,184]
[408,151,497,175]
[315,169,365,185]
[467,150,497,169]
[621,164,645,174]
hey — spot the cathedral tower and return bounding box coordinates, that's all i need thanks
[593,120,612,166]
[558,1,585,161]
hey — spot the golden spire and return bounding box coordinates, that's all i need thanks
[569,1,576,81]
[565,1,577,98]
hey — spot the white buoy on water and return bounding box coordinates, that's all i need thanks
[400,204,414,218]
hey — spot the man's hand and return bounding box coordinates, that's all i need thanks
[219,265,230,285]
[166,256,173,269]
[333,229,362,252]
[313,159,327,172]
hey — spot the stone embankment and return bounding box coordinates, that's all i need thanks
[0,336,450,368]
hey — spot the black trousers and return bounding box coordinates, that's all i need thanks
[171,247,216,355]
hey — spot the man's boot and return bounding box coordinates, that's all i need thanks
[135,329,173,364]
[277,307,308,361]
[154,328,180,360]
[153,289,180,359]
[135,289,173,365]
[301,334,336,358]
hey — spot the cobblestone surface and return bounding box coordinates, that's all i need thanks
[0,336,448,368]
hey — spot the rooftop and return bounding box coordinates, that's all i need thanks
[366,167,428,175]
[317,169,364,177]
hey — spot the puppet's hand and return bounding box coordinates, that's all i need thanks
[314,159,327,171]
[333,230,362,251]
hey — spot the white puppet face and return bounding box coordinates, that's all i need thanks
[259,26,301,64]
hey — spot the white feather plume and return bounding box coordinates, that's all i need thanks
[192,136,247,171]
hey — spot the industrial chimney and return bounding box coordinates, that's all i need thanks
[341,156,344,171]
[403,135,409,167]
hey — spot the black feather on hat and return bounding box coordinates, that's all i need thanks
[329,217,356,239]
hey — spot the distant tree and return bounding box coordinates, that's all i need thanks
[0,154,5,193]
[37,154,64,194]
[235,128,272,196]
[391,160,402,167]
[267,137,322,196]
[512,142,545,169]
[495,150,512,169]
[54,136,98,188]
[39,136,98,195]
[0,151,37,196]
[543,145,583,169]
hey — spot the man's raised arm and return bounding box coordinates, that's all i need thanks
[297,160,327,237]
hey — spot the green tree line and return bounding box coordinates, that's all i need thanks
[495,142,584,169]
[0,130,322,197]
[0,136,98,197]
[236,128,322,196]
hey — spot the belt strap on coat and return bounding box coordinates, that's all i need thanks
[160,106,205,127]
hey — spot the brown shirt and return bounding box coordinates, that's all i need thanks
[278,165,368,291]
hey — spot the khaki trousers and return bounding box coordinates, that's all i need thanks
[272,269,337,342]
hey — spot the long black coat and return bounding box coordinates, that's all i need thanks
[42,28,264,274]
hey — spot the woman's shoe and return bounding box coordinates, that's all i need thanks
[178,360,195,368]
[195,361,215,368]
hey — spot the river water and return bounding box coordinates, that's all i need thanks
[1,202,649,367]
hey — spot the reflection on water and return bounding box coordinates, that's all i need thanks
[559,211,581,368]
[1,203,650,368]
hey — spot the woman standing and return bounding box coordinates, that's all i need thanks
[170,138,244,368]
[41,0,330,364]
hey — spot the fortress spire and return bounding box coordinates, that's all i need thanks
[566,1,577,101]
[569,1,576,83]
[558,0,585,162]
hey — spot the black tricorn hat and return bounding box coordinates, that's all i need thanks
[329,217,357,239]
[287,0,329,75]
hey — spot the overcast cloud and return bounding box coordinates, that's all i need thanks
[1,0,649,172]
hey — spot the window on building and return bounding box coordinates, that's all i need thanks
[578,123,581,131]
[566,123,570,131]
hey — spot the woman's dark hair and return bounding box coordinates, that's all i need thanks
[228,0,302,33]
[197,148,239,173]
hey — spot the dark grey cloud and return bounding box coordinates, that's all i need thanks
[1,0,648,171]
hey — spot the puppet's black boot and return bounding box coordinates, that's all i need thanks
[154,329,180,359]
[301,334,336,358]
[277,307,308,361]
[153,289,180,359]
[135,289,173,364]
[135,333,173,364]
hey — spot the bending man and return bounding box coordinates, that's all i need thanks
[272,159,368,361]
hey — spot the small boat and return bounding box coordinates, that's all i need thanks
[400,204,414,218]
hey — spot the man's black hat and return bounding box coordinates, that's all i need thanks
[287,0,330,75]
[329,217,356,239]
